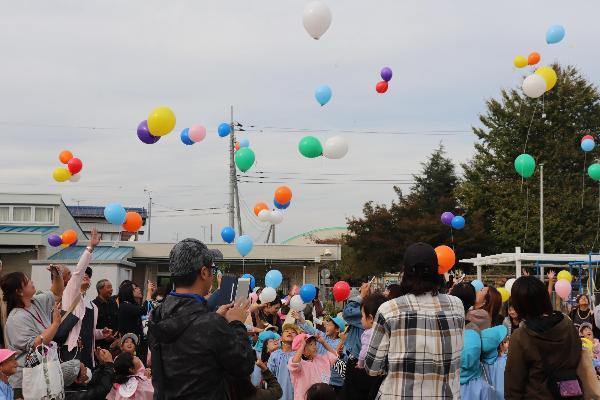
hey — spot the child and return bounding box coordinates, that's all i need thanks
[579,323,600,360]
[251,331,281,387]
[0,349,17,400]
[306,383,336,400]
[288,334,338,400]
[268,324,301,400]
[119,333,151,379]
[107,352,154,400]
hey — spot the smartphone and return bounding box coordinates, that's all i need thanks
[234,278,251,303]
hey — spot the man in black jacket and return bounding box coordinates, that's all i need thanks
[148,238,255,400]
[65,348,115,400]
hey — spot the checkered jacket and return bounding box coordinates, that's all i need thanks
[364,293,465,399]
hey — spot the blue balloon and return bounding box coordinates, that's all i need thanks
[242,273,256,291]
[273,199,290,210]
[236,235,254,257]
[104,203,126,225]
[180,128,194,145]
[265,269,283,289]
[451,215,465,230]
[315,85,332,106]
[582,139,595,152]
[221,226,236,243]
[300,284,317,303]
[471,280,484,292]
[218,123,231,137]
[546,25,565,44]
[239,138,250,148]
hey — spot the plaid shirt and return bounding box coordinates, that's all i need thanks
[364,293,465,399]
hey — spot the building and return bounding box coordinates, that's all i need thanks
[282,226,347,245]
[67,206,148,241]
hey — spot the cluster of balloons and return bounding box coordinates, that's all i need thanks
[254,204,284,226]
[235,138,250,151]
[137,107,177,144]
[546,25,566,45]
[298,135,349,159]
[53,150,83,183]
[513,52,540,69]
[180,125,207,146]
[514,153,536,178]
[47,229,78,248]
[289,284,318,312]
[302,1,332,40]
[258,270,283,303]
[376,67,393,94]
[221,226,236,243]
[522,66,558,98]
[104,203,143,233]
[332,281,351,302]
[440,212,466,230]
[554,270,573,300]
[315,85,332,106]
[581,134,596,152]
[435,245,456,274]
[236,234,254,257]
[235,140,256,173]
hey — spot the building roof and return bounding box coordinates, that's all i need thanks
[47,245,135,262]
[282,226,347,244]
[67,206,147,219]
[0,225,57,234]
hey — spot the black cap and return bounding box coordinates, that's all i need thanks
[85,267,93,278]
[403,243,438,275]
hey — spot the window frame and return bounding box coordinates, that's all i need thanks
[12,206,33,223]
[0,205,56,225]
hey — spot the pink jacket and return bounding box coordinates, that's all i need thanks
[106,372,154,400]
[288,352,337,400]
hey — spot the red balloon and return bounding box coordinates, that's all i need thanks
[67,158,83,174]
[376,81,388,94]
[332,281,351,302]
[582,135,595,143]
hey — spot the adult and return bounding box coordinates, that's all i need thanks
[303,288,325,331]
[502,301,521,335]
[569,293,599,336]
[252,296,283,333]
[148,238,255,399]
[93,279,119,349]
[505,276,582,399]
[64,348,115,400]
[383,284,401,300]
[117,281,151,364]
[364,242,465,399]
[475,286,503,326]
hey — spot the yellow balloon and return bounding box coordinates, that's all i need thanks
[582,337,593,351]
[498,287,510,303]
[53,167,72,182]
[557,270,573,283]
[147,106,176,137]
[513,56,528,68]
[535,66,558,91]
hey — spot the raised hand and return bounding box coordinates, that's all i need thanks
[89,227,100,249]
[359,282,371,299]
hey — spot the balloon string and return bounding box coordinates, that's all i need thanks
[583,152,588,209]
[450,227,455,251]
[242,258,245,274]
[523,102,539,154]
[523,184,530,250]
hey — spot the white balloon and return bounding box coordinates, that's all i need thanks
[302,1,332,40]
[69,173,81,182]
[323,136,349,159]
[258,209,271,222]
[260,287,277,303]
[269,210,284,225]
[522,74,546,98]
[505,278,516,294]
[290,295,305,311]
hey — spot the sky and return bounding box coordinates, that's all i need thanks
[1,1,600,243]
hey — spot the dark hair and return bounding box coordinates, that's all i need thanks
[172,270,199,288]
[361,293,387,319]
[228,378,257,399]
[169,238,213,289]
[482,286,503,326]
[575,294,590,308]
[386,284,401,300]
[306,383,336,400]
[119,280,133,290]
[260,338,276,363]
[96,279,110,293]
[118,281,136,304]
[267,295,282,307]
[301,336,318,361]
[113,352,135,385]
[450,282,476,313]
[84,267,93,278]
[0,272,28,314]
[511,276,553,320]
[398,264,442,297]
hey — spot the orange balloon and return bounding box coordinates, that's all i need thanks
[254,202,269,216]
[59,150,73,164]
[274,186,293,205]
[235,142,240,151]
[435,245,456,274]
[61,229,78,245]
[122,212,143,233]
[528,52,541,65]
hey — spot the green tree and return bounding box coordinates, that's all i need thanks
[459,65,600,253]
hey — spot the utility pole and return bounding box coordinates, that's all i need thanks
[144,189,152,242]
[228,106,243,235]
[539,164,544,280]
[210,223,213,242]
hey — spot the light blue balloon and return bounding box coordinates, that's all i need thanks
[451,215,466,230]
[218,123,231,137]
[546,24,565,44]
[104,203,126,225]
[236,235,254,257]
[315,85,332,106]
[265,269,283,289]
[300,284,317,303]
[582,139,595,152]
[471,280,484,292]
[239,138,250,148]
[180,128,194,146]
[242,273,256,290]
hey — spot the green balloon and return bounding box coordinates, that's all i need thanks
[298,136,323,158]
[235,148,255,172]
[588,164,600,181]
[514,154,536,178]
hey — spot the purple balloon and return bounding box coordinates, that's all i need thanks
[441,211,454,226]
[380,67,393,82]
[137,120,160,144]
[47,234,62,247]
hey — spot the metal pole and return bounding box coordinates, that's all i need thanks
[272,225,275,243]
[540,164,544,280]
[210,224,213,243]
[228,106,235,229]
[235,183,243,235]
[148,195,152,242]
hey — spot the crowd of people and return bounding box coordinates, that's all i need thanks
[0,233,600,399]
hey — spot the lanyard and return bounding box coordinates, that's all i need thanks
[24,304,48,330]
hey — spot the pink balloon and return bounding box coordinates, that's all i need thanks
[555,279,572,300]
[249,292,258,303]
[189,125,207,142]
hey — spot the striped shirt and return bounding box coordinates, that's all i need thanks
[364,293,465,399]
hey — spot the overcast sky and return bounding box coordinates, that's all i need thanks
[1,1,599,243]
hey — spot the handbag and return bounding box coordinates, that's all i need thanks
[54,295,82,345]
[22,343,65,400]
[541,343,584,399]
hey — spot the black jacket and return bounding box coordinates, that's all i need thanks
[148,294,256,400]
[65,363,114,400]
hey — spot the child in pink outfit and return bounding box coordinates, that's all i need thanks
[107,352,154,400]
[288,333,338,400]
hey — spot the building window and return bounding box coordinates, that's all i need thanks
[0,207,8,222]
[35,207,54,223]
[12,207,32,222]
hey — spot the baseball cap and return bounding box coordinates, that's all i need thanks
[403,242,438,275]
[0,349,16,364]
[254,331,281,352]
[330,316,346,332]
[282,323,302,335]
[120,333,139,346]
[292,333,314,351]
